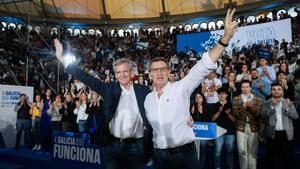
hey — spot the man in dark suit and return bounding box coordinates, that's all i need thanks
[54,39,152,169]
[261,82,298,169]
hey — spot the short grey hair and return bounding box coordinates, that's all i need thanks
[113,58,137,72]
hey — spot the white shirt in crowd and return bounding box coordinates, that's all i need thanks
[273,100,283,131]
[109,84,144,139]
[144,53,217,149]
[74,103,88,123]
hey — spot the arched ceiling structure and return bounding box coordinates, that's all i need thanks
[0,0,295,24]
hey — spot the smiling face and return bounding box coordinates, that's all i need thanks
[150,60,170,89]
[114,62,134,87]
[271,85,283,99]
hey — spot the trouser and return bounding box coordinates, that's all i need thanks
[32,117,41,145]
[105,138,145,169]
[153,142,198,169]
[237,124,259,169]
[15,119,31,148]
[194,139,208,169]
[266,131,293,169]
[215,134,235,169]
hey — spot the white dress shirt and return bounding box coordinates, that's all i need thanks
[109,84,144,139]
[273,100,283,131]
[74,103,88,123]
[144,53,217,149]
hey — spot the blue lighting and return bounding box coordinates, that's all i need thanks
[0,16,24,24]
[254,2,287,11]
[188,16,214,23]
[62,23,87,29]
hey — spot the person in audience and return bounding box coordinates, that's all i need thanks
[232,80,263,169]
[86,91,103,144]
[47,95,64,131]
[276,70,295,101]
[74,92,89,133]
[212,87,235,169]
[257,57,276,85]
[221,65,232,84]
[190,93,210,169]
[14,93,31,149]
[62,93,77,132]
[202,70,222,104]
[30,94,43,150]
[250,69,271,100]
[236,64,251,82]
[41,89,52,151]
[223,72,241,102]
[261,82,298,169]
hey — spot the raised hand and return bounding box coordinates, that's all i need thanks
[222,8,238,44]
[54,39,63,62]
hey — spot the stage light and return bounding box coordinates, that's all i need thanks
[63,53,76,67]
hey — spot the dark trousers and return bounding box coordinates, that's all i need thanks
[51,121,62,131]
[266,131,293,169]
[105,138,145,169]
[32,117,41,145]
[153,142,198,169]
[15,119,31,148]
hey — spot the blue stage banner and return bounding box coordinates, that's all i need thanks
[193,122,217,139]
[177,19,292,56]
[52,131,105,168]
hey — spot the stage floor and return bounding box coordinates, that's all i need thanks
[0,144,299,169]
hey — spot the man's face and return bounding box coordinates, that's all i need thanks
[271,85,283,98]
[169,73,176,82]
[150,61,170,89]
[114,62,133,86]
[241,82,251,95]
[259,58,267,67]
[251,70,259,79]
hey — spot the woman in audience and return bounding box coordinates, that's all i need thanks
[62,93,77,132]
[74,92,89,133]
[236,64,251,82]
[190,93,210,169]
[30,94,43,151]
[47,95,64,131]
[86,91,103,143]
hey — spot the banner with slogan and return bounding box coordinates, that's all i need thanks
[0,84,33,147]
[193,122,227,140]
[177,18,292,56]
[52,131,105,168]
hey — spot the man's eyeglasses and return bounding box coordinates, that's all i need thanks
[150,67,169,74]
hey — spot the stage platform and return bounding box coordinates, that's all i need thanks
[0,144,299,169]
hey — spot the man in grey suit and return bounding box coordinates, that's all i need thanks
[261,82,298,169]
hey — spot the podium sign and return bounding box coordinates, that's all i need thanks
[52,131,105,168]
[193,122,227,140]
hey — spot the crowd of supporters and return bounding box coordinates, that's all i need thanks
[1,10,300,169]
